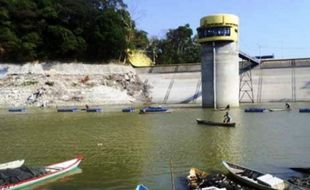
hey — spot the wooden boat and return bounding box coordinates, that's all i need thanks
[0,156,83,190]
[139,106,169,113]
[8,108,26,112]
[196,118,235,127]
[222,161,302,190]
[122,107,135,112]
[0,160,24,170]
[136,184,149,190]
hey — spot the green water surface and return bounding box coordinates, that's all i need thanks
[0,103,309,190]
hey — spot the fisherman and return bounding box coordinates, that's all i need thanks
[285,102,291,110]
[223,111,231,123]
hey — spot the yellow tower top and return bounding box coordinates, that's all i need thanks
[197,14,239,43]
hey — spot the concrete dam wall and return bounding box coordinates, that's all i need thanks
[136,64,310,104]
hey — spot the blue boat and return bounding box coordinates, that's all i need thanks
[122,107,135,112]
[299,108,310,113]
[139,106,168,113]
[244,108,267,112]
[8,107,26,112]
[136,184,149,190]
[57,107,78,112]
[86,107,102,112]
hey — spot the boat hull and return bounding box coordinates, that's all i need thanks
[0,156,83,190]
[57,107,78,112]
[222,161,289,190]
[122,107,135,112]
[86,108,102,112]
[139,106,169,114]
[196,119,235,127]
[299,108,310,113]
[244,108,267,112]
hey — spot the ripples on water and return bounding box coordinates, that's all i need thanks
[0,103,309,190]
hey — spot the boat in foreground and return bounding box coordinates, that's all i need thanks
[222,161,304,190]
[0,156,83,190]
[196,119,235,127]
[136,184,149,190]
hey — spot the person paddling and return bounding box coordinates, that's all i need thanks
[223,112,231,123]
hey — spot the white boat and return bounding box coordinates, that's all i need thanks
[222,161,305,190]
[0,160,24,170]
[0,156,83,190]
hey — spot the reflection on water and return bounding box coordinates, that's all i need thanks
[0,103,309,190]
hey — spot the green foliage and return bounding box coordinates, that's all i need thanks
[0,0,199,64]
[0,0,136,63]
[154,24,201,64]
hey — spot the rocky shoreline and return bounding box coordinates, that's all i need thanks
[0,63,152,107]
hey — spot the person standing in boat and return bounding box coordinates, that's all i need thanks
[223,112,231,123]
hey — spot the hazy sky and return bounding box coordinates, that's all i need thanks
[124,0,310,58]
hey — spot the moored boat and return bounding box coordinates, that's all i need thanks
[86,107,102,112]
[57,107,78,112]
[196,118,235,127]
[0,156,83,190]
[136,184,149,190]
[245,108,267,112]
[0,160,24,170]
[268,108,287,112]
[8,108,26,112]
[299,108,310,113]
[122,107,135,112]
[139,106,169,113]
[222,161,298,190]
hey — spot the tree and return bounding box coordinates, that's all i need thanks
[155,24,201,64]
[0,0,144,63]
[86,8,127,61]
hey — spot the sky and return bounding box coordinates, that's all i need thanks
[124,0,310,59]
